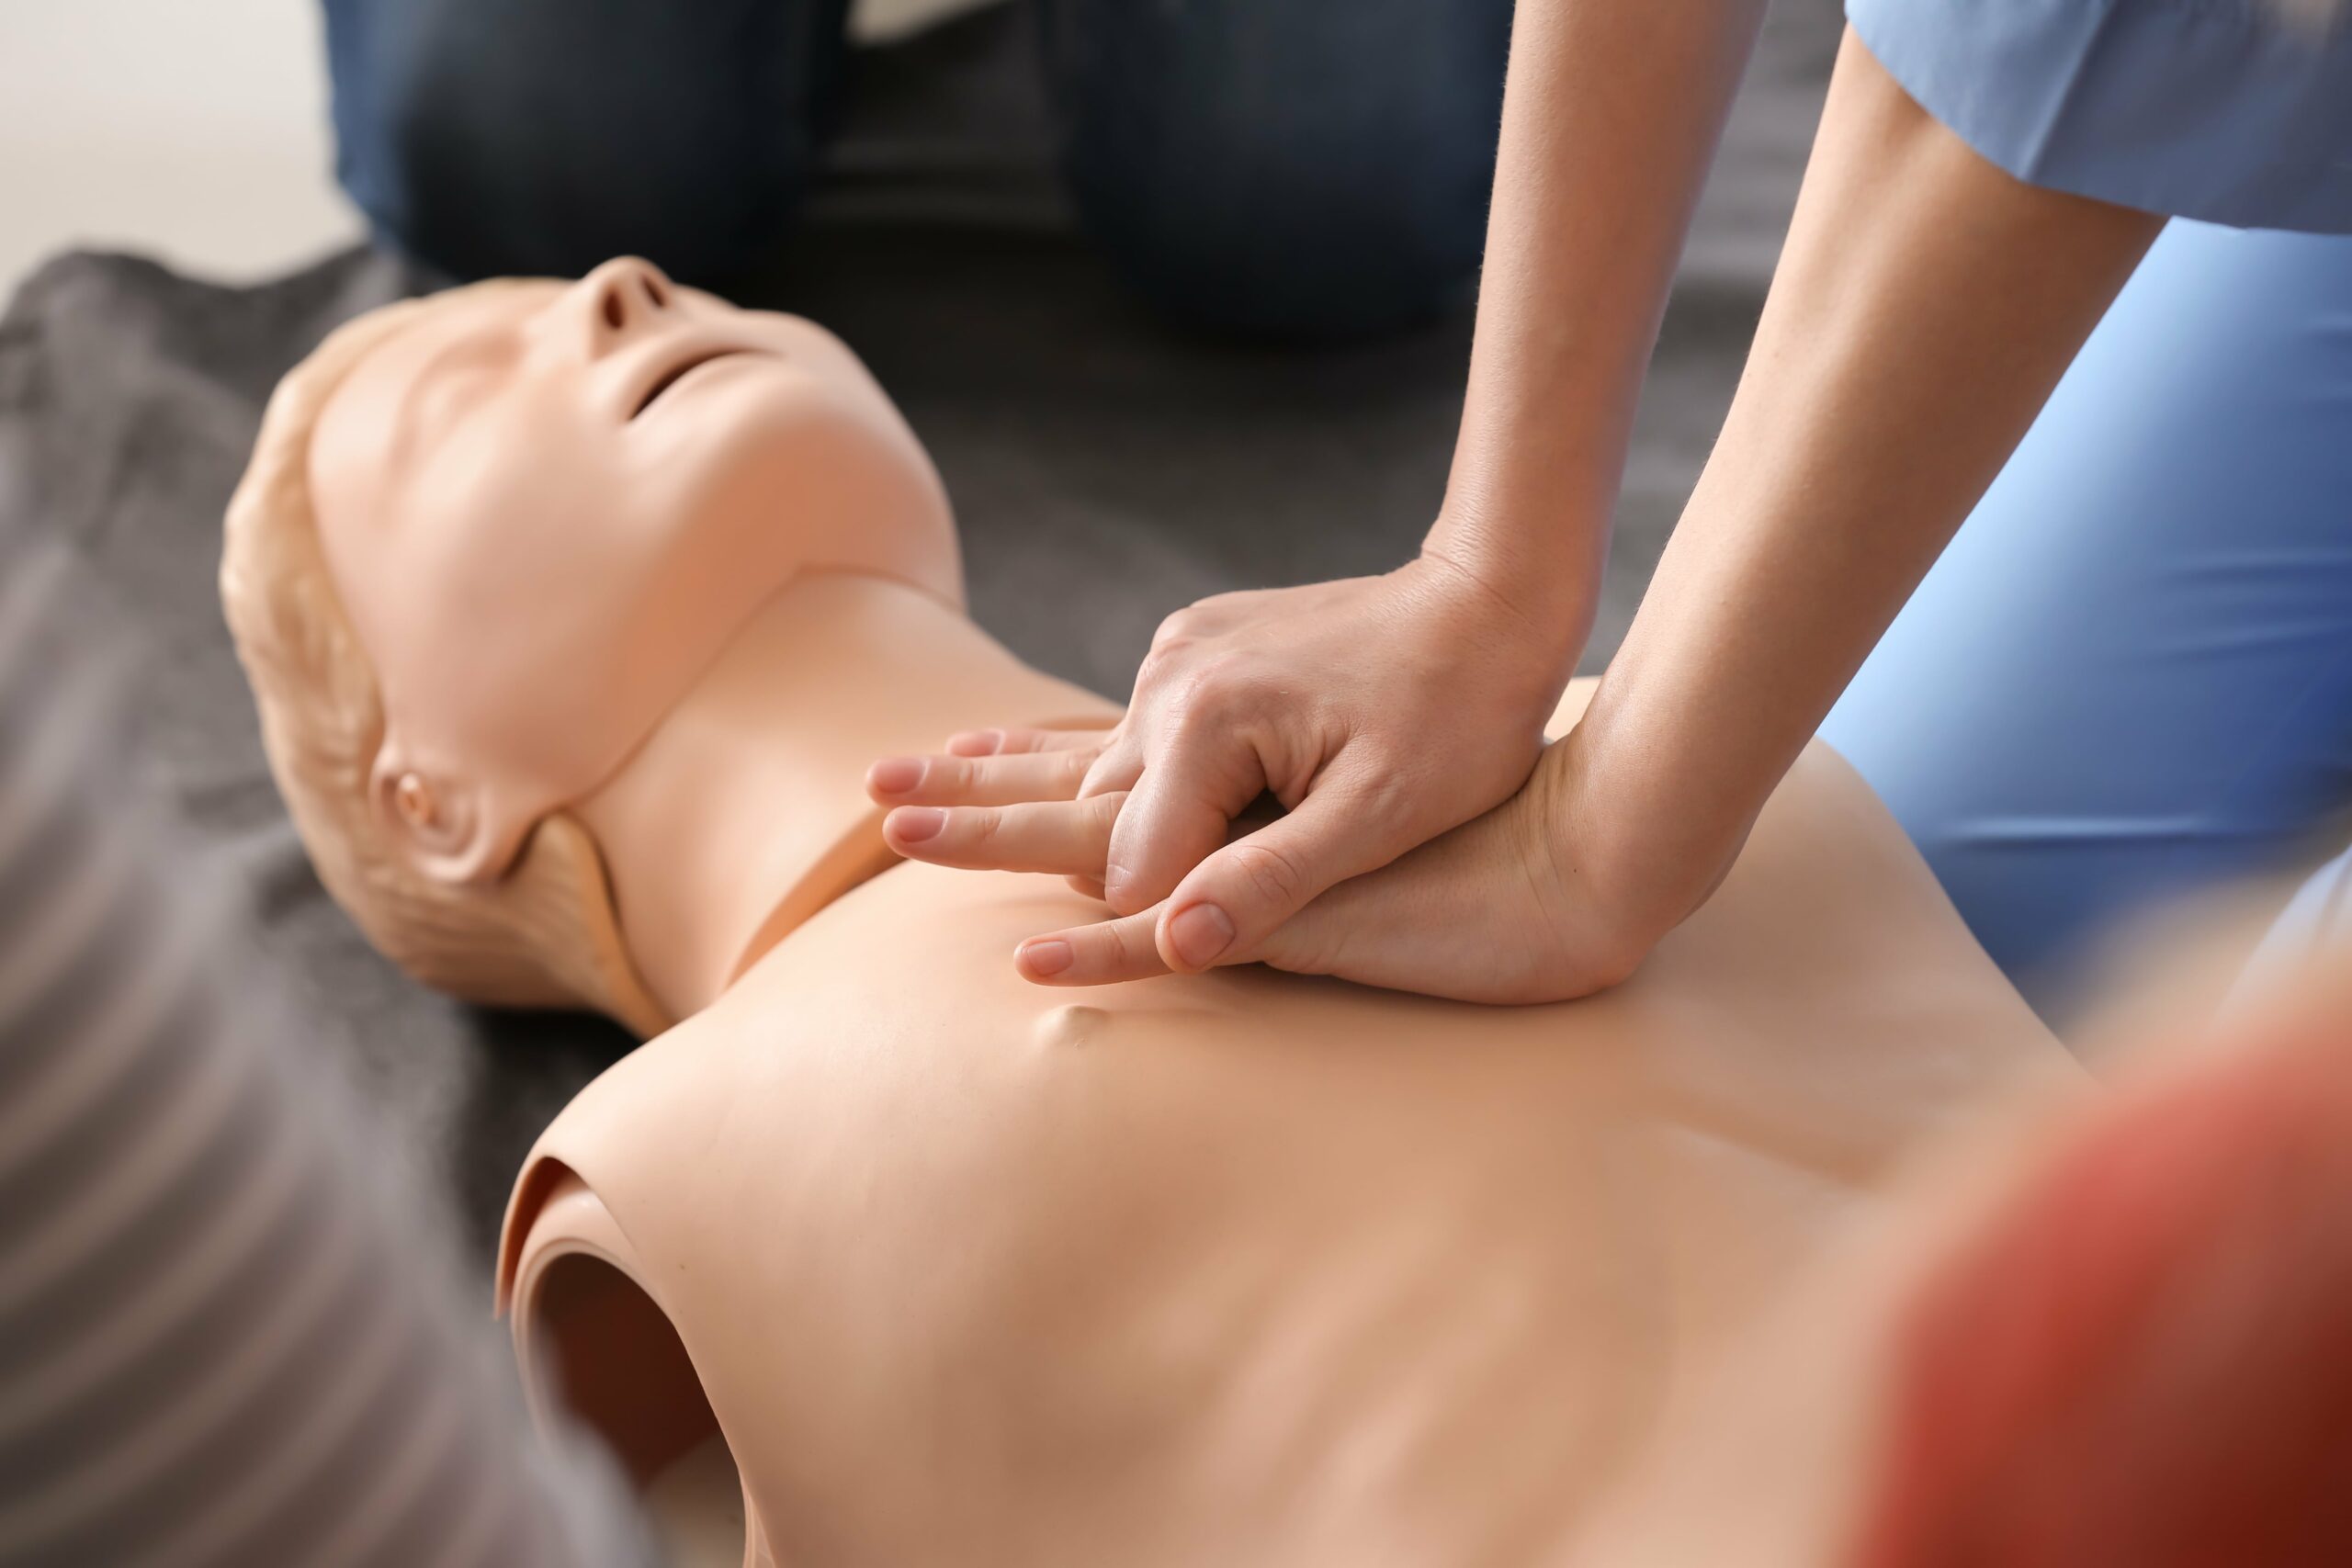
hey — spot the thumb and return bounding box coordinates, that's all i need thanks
[1153,784,1405,975]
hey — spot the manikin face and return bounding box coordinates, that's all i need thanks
[309,258,961,882]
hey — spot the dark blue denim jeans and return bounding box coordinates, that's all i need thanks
[322,0,1510,338]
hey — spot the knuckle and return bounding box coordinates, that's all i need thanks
[1133,650,1195,705]
[1081,925,1133,974]
[1102,876,1149,919]
[1222,839,1312,911]
[1080,750,1135,799]
[1125,918,1168,974]
[1350,770,1421,836]
[1170,660,1258,728]
[1162,694,1217,745]
[1148,610,1207,658]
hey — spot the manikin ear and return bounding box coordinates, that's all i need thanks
[368,743,511,886]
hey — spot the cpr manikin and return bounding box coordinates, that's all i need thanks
[221,259,2076,1568]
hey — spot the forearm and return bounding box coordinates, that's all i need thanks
[1574,28,2163,903]
[1430,0,1769,632]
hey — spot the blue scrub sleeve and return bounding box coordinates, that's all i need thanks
[1846,0,2352,233]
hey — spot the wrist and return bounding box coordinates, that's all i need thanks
[1419,508,1600,666]
[1545,695,1744,941]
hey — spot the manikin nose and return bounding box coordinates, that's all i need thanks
[571,256,676,351]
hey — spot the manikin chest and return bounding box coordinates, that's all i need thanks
[506,781,2067,1566]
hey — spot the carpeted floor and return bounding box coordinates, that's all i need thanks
[0,0,1839,1256]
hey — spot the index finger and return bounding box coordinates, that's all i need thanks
[1014,905,1171,987]
[867,743,1103,807]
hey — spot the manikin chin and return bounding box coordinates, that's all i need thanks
[222,258,2075,1568]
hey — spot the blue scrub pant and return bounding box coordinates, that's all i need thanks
[1822,220,2352,1010]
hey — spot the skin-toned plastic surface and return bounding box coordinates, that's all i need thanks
[1565,965,2352,1568]
[511,1176,774,1568]
[306,261,966,891]
[227,260,2080,1564]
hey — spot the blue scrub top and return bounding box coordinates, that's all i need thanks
[1847,0,2352,232]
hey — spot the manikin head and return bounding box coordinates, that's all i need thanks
[222,258,962,1036]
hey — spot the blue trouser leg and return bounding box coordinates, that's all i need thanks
[322,0,852,282]
[1034,0,1513,340]
[324,0,1508,333]
[1821,221,2352,1012]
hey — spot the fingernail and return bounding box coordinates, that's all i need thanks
[869,757,924,795]
[947,729,1002,757]
[1168,903,1236,969]
[1020,939,1074,977]
[890,807,945,844]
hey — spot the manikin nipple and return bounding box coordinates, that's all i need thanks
[1035,1004,1110,1052]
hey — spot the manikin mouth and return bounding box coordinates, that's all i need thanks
[629,347,757,420]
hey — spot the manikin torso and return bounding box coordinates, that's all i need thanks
[256,261,2074,1568]
[519,634,2062,1568]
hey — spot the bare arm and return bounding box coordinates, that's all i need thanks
[1428,0,1770,623]
[872,0,1778,986]
[1562,29,2165,965]
[875,25,2169,1005]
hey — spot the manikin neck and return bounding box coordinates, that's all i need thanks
[572,572,1114,1025]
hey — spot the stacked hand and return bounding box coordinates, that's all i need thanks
[864,554,1707,1003]
[854,4,2135,1008]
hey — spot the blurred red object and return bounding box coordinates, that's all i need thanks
[1858,987,2352,1568]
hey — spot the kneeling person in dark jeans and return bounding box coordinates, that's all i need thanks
[321,0,1512,340]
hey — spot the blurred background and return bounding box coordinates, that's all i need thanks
[0,0,987,293]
